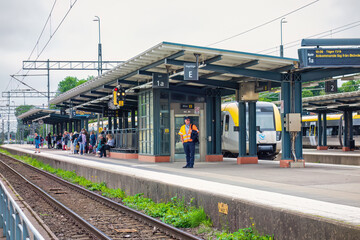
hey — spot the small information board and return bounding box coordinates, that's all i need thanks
[298,48,360,68]
[180,104,194,109]
[184,63,198,80]
[152,72,169,88]
[325,80,338,93]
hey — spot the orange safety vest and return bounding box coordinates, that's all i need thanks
[178,124,199,143]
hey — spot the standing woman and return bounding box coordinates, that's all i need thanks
[34,133,41,153]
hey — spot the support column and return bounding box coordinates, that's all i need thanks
[317,113,323,148]
[281,81,291,159]
[114,116,118,132]
[248,101,257,158]
[60,122,64,135]
[343,111,350,151]
[124,112,129,129]
[119,112,123,129]
[206,95,214,156]
[108,117,112,133]
[280,80,292,167]
[69,121,73,133]
[322,113,328,149]
[97,113,100,133]
[349,110,354,150]
[131,109,136,128]
[206,92,223,162]
[80,119,84,130]
[294,78,304,158]
[215,94,222,155]
[237,101,248,164]
[53,124,56,135]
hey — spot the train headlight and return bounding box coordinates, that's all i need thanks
[276,131,282,141]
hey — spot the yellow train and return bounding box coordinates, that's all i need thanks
[302,113,360,148]
[221,101,282,159]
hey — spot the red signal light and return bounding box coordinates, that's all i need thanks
[114,88,118,91]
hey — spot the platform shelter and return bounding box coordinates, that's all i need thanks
[19,41,360,166]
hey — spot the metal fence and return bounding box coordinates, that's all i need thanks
[0,181,44,240]
[113,128,138,152]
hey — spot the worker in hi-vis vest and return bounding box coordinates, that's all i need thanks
[178,116,199,168]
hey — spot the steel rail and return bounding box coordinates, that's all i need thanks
[0,157,112,240]
[0,153,202,240]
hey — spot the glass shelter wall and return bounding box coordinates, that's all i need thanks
[138,91,153,155]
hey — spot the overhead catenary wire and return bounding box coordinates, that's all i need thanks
[258,20,360,55]
[206,0,319,47]
[6,0,78,94]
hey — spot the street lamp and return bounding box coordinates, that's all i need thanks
[93,16,102,76]
[280,18,287,57]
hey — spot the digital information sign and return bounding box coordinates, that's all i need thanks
[298,48,360,68]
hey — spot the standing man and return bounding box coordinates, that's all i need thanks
[178,116,199,168]
[47,132,52,148]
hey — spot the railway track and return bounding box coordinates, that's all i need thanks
[0,153,202,240]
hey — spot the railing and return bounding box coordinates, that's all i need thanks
[0,181,44,240]
[113,128,138,152]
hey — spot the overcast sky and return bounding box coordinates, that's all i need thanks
[0,0,359,117]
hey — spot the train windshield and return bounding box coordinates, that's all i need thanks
[256,106,275,131]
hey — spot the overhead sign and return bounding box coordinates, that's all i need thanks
[298,48,360,68]
[71,110,96,118]
[152,73,169,88]
[184,63,198,80]
[325,80,338,93]
[180,104,194,109]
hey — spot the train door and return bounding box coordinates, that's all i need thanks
[309,122,317,146]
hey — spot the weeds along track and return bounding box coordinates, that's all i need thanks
[0,153,202,240]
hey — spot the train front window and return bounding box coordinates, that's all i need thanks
[256,112,275,131]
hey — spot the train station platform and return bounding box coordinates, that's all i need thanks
[1,144,360,239]
[277,148,360,166]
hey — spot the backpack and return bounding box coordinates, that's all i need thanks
[190,124,199,144]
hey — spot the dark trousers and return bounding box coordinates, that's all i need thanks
[100,145,111,157]
[183,142,195,167]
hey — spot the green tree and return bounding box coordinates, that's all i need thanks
[57,76,79,94]
[56,76,93,95]
[14,105,35,117]
[338,80,358,93]
[302,90,313,98]
[14,105,35,141]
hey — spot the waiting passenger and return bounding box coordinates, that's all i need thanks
[100,134,115,158]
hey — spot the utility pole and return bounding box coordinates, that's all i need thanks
[2,118,4,143]
[7,92,10,142]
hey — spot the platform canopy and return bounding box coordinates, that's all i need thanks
[49,42,298,113]
[302,90,360,113]
[17,108,85,125]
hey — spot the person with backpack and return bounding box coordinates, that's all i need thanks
[178,116,199,168]
[77,129,87,155]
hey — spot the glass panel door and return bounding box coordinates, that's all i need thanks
[174,115,200,161]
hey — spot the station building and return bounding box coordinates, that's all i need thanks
[18,41,360,166]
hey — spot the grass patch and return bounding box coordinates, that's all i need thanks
[0,148,274,238]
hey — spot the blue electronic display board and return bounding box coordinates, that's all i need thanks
[298,48,360,68]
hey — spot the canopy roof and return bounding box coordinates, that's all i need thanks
[49,42,297,113]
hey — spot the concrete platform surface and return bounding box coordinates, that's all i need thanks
[2,144,360,227]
